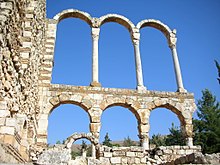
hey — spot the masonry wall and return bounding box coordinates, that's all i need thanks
[34,145,202,165]
[0,0,46,162]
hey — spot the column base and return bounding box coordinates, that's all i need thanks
[137,85,146,91]
[90,81,102,87]
[177,87,187,93]
[186,137,193,146]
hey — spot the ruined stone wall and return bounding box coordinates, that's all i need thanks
[34,145,203,165]
[0,0,46,161]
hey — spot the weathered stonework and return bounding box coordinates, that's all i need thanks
[0,1,198,164]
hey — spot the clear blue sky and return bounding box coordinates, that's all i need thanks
[46,0,220,144]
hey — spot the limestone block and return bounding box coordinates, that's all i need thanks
[0,126,14,135]
[126,151,136,157]
[70,94,83,103]
[5,118,16,127]
[104,152,112,158]
[110,157,121,164]
[0,102,7,109]
[3,134,15,144]
[49,96,59,106]
[58,94,70,102]
[127,157,135,164]
[90,123,101,133]
[82,99,92,109]
[38,119,48,130]
[141,157,147,163]
[0,110,10,117]
[0,118,5,126]
[135,157,141,164]
[121,157,128,164]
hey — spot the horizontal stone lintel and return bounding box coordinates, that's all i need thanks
[47,84,194,99]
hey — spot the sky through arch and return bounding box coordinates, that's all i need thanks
[47,0,220,143]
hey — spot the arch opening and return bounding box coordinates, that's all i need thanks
[48,104,90,145]
[149,107,185,148]
[99,22,135,89]
[100,105,140,147]
[140,27,176,91]
[53,9,92,26]
[99,14,135,32]
[52,18,92,86]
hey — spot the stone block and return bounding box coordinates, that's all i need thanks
[90,123,100,133]
[0,118,5,126]
[121,157,128,164]
[0,110,10,117]
[0,126,14,135]
[126,151,136,157]
[4,134,15,144]
[0,102,7,109]
[5,118,16,127]
[104,152,112,158]
[135,157,141,164]
[110,157,121,164]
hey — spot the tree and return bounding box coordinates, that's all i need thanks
[102,133,113,147]
[165,123,185,146]
[150,134,166,147]
[193,89,220,153]
[214,60,220,84]
[123,136,136,147]
[56,140,61,144]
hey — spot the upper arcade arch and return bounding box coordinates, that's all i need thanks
[53,9,93,26]
[43,9,186,92]
[136,19,172,41]
[99,14,135,32]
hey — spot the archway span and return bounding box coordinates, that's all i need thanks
[148,101,185,126]
[137,19,172,41]
[53,9,92,26]
[46,94,91,121]
[103,103,141,122]
[65,132,99,148]
[48,104,91,145]
[99,14,135,32]
[101,104,139,144]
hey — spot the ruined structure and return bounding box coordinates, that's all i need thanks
[0,0,198,164]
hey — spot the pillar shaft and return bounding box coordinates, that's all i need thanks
[90,28,101,87]
[131,31,146,90]
[169,33,186,92]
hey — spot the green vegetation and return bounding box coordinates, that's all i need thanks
[214,60,220,84]
[193,89,220,153]
[123,136,136,147]
[102,132,113,147]
[165,123,185,146]
[150,89,220,154]
[150,134,166,147]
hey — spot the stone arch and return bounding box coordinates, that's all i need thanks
[101,98,141,123]
[53,9,92,26]
[136,19,172,40]
[65,132,100,158]
[65,132,99,148]
[99,14,135,32]
[48,95,92,122]
[147,100,185,126]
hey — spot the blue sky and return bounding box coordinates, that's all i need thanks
[46,0,220,144]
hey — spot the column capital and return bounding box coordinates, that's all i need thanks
[91,27,100,41]
[131,31,140,45]
[168,29,177,48]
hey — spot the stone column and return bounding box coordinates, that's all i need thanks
[169,30,186,93]
[184,123,194,146]
[90,28,101,87]
[131,30,146,91]
[138,123,150,150]
[138,109,150,150]
[91,144,96,158]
